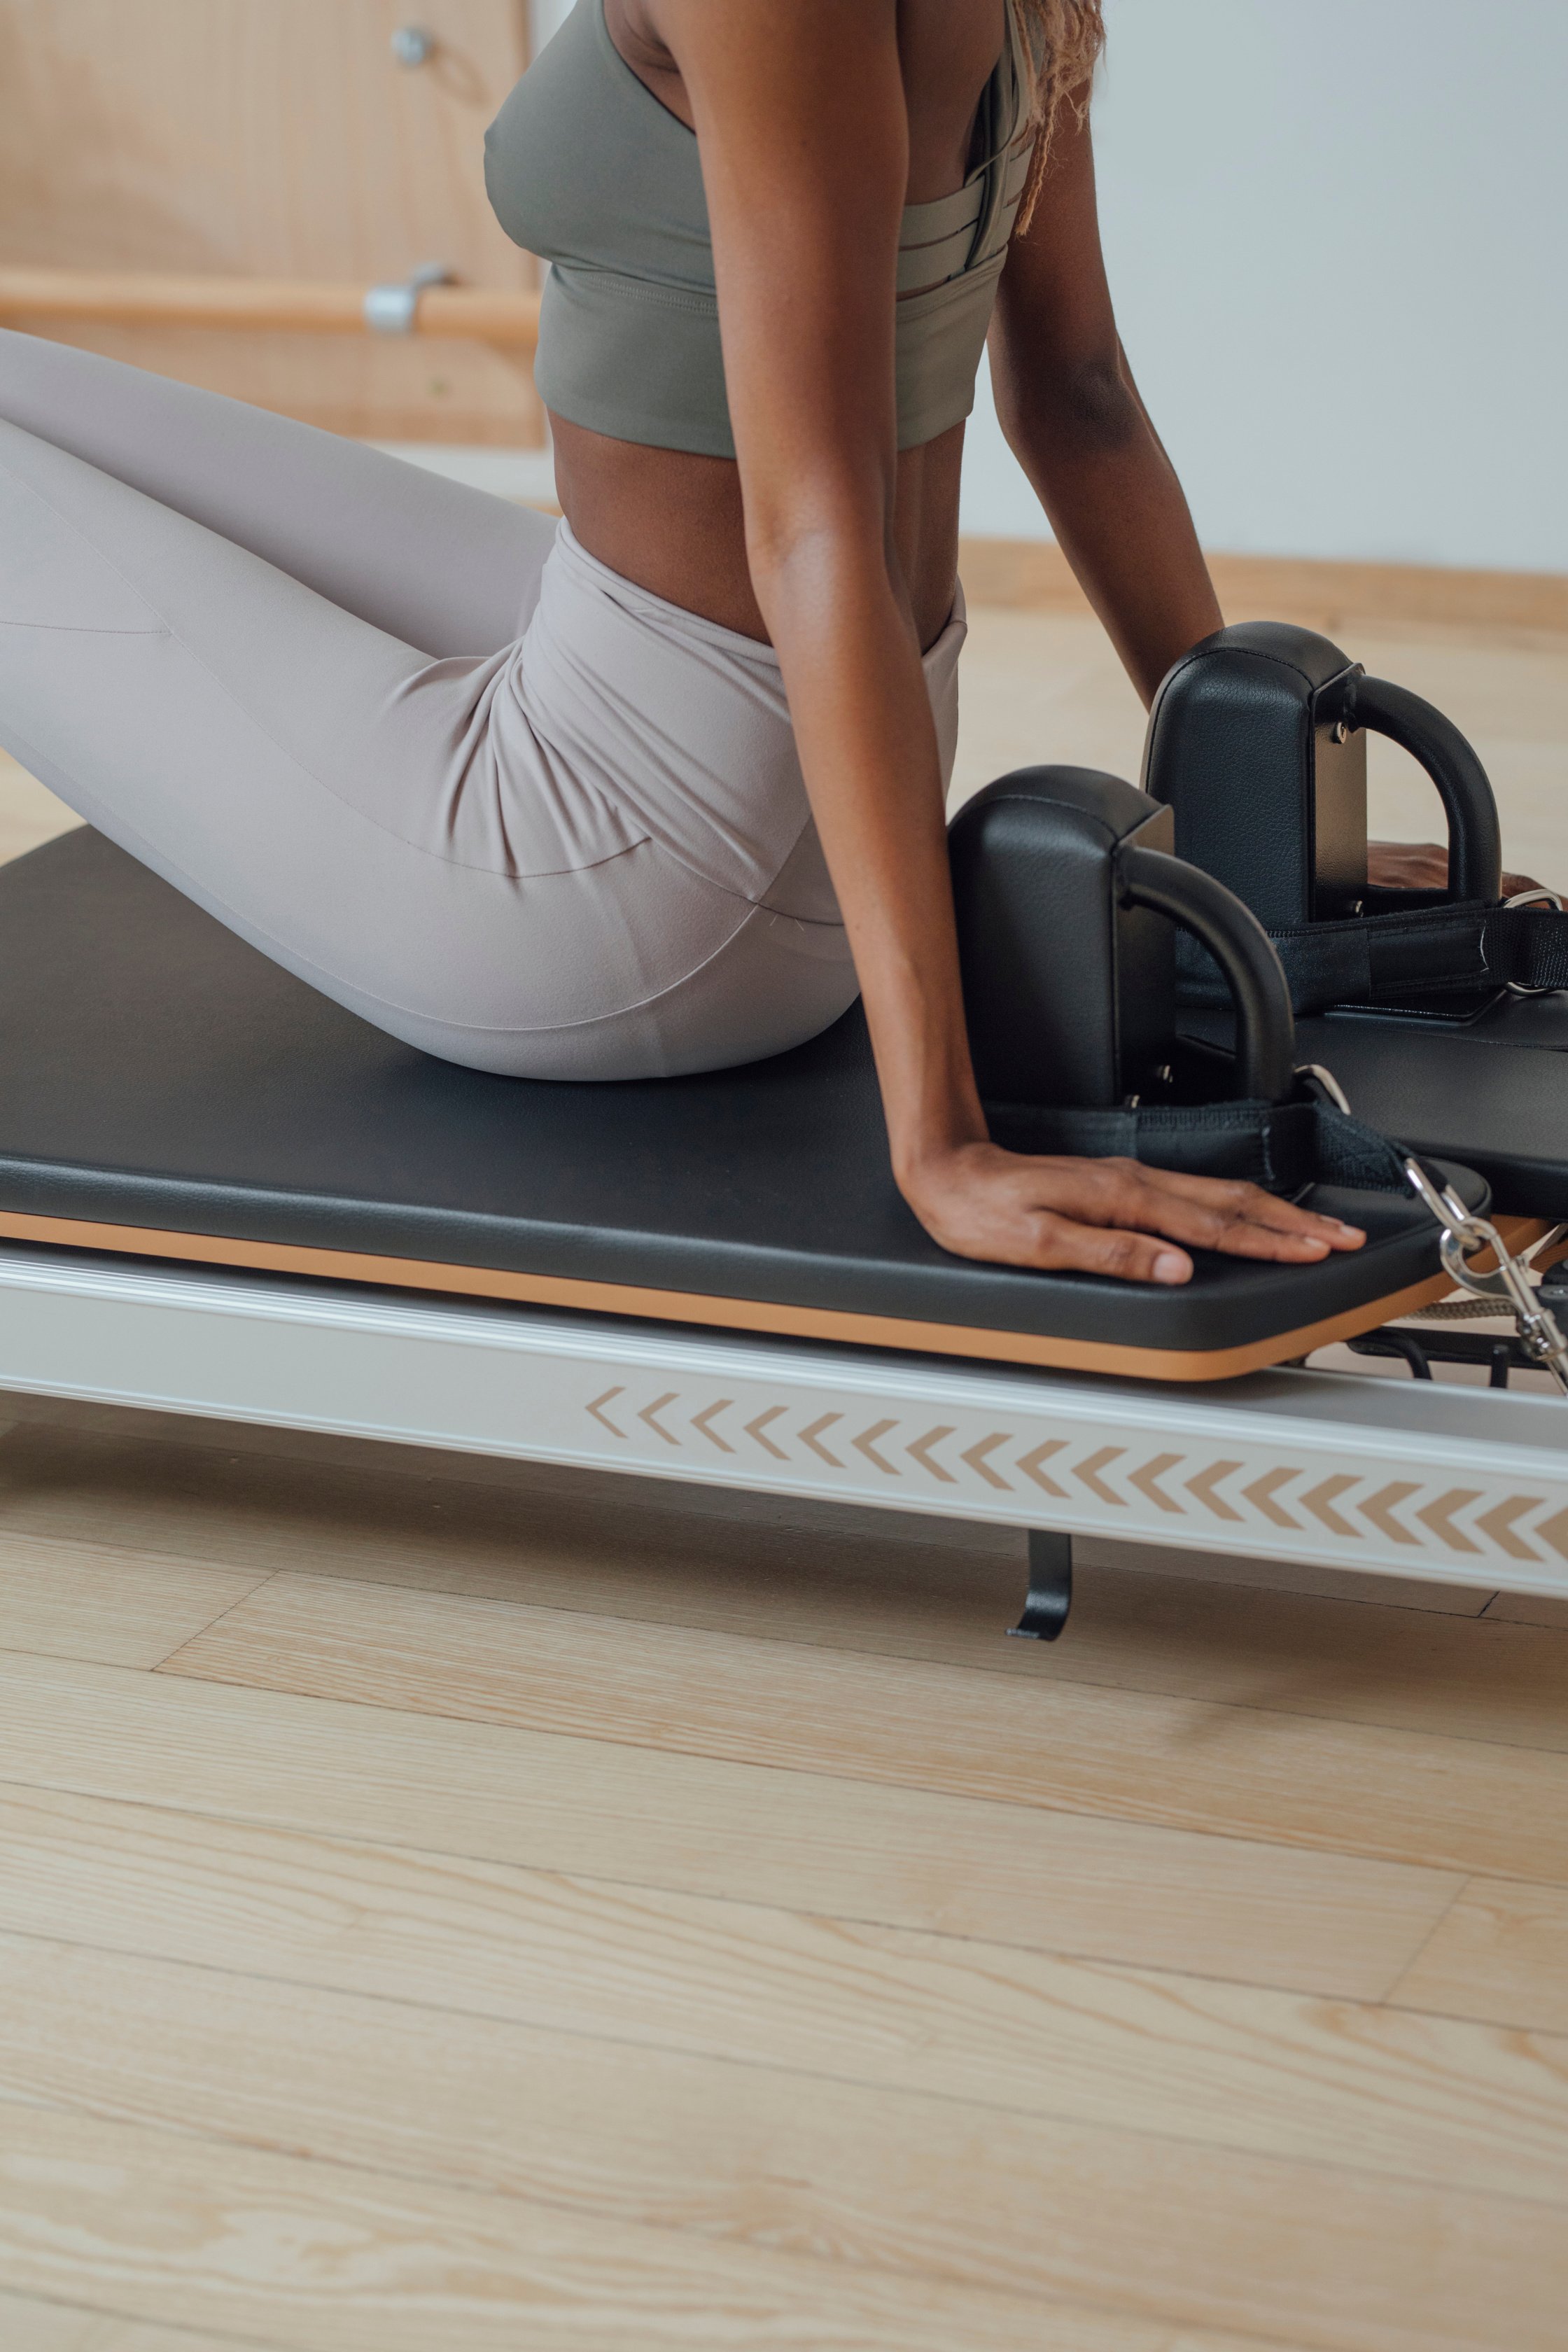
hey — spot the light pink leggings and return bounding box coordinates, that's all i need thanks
[0,331,964,1078]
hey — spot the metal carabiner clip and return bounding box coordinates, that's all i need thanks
[1404,1158,1568,1395]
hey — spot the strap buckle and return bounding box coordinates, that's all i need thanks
[1503,886,1566,995]
[1295,1062,1351,1115]
[1404,1157,1568,1394]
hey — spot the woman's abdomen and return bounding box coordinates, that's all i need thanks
[550,412,967,654]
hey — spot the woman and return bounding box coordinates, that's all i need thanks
[0,0,1362,1287]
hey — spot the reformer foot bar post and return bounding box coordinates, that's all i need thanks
[1008,1529,1073,1641]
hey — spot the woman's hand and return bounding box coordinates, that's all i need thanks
[1369,840,1548,899]
[899,1144,1364,1285]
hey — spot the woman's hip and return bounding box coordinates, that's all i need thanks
[493,521,966,911]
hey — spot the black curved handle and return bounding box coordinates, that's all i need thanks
[1344,676,1503,904]
[1117,845,1296,1104]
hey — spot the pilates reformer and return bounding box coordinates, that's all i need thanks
[1,626,1567,1641]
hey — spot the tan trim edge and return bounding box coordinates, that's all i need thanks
[957,536,1568,637]
[0,1209,1544,1386]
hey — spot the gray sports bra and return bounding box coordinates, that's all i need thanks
[484,0,1035,459]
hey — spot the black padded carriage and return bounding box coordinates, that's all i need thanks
[0,827,1501,1382]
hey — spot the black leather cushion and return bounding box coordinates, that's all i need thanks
[0,830,1477,1359]
[949,766,1175,1108]
[1140,621,1362,932]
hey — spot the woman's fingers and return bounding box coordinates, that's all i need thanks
[1023,1210,1194,1286]
[1013,1158,1361,1259]
[1366,841,1553,902]
[1368,839,1449,891]
[1124,1164,1365,1248]
[899,1146,1368,1282]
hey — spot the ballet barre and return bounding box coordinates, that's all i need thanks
[0,266,541,346]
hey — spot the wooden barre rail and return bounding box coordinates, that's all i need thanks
[0,267,540,346]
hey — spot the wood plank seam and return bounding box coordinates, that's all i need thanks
[6,1853,1568,2202]
[1373,1872,1476,2004]
[148,1566,286,1672]
[0,2284,286,2352]
[155,1566,1568,1783]
[0,1777,1460,2006]
[0,1658,1471,2001]
[5,1926,1568,2338]
[146,1541,1568,1708]
[1,1478,1555,1710]
[0,1837,1441,2020]
[0,2100,1278,2352]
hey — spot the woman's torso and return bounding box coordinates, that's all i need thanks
[487,0,1027,649]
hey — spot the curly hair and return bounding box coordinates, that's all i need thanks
[1011,0,1107,227]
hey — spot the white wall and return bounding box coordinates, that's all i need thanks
[960,0,1568,570]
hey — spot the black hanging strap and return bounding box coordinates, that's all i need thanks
[1184,900,1568,1017]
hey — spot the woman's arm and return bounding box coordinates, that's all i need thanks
[988,95,1221,706]
[652,0,1357,1282]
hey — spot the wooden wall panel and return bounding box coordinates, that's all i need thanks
[0,0,542,443]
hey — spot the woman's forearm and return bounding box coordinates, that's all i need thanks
[992,339,1222,706]
[750,528,986,1177]
[985,89,1222,708]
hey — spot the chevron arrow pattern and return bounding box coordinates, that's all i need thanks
[587,1386,626,1438]
[1474,1494,1544,1561]
[638,1392,679,1445]
[691,1399,734,1452]
[1359,1482,1422,1546]
[582,1387,1568,1572]
[1534,1506,1568,1560]
[1128,1452,1183,1513]
[960,1432,1012,1490]
[1017,1441,1069,1495]
[853,1419,899,1475]
[744,1406,788,1460]
[1074,1447,1126,1506]
[906,1426,957,1483]
[1299,1474,1360,1539]
[1185,1460,1242,1520]
[1242,1467,1301,1527]
[1416,1489,1484,1554]
[798,1413,844,1466]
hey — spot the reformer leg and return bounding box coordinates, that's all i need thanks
[1008,1529,1073,1642]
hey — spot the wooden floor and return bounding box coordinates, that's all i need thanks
[1,598,1567,2350]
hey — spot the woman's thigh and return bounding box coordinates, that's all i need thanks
[0,412,860,1077]
[0,329,556,657]
[0,412,573,1045]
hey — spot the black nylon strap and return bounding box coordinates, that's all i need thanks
[1488,906,1568,992]
[986,1096,1410,1196]
[1182,902,1568,1016]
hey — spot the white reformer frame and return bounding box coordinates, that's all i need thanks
[1,1237,1566,1632]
